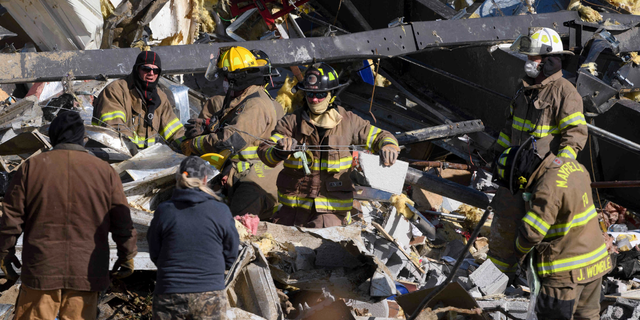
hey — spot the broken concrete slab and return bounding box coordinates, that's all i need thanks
[476,299,529,319]
[382,207,412,249]
[256,222,396,301]
[470,260,509,296]
[228,244,284,320]
[359,152,408,195]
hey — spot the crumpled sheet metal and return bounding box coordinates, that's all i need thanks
[122,166,177,212]
[113,144,185,179]
[0,96,42,133]
[85,125,132,157]
[257,222,396,301]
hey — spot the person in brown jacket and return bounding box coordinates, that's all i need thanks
[0,111,138,320]
[487,27,589,275]
[495,140,610,320]
[181,47,284,220]
[257,63,401,228]
[92,50,186,152]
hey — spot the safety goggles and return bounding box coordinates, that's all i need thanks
[305,91,328,99]
[140,66,161,74]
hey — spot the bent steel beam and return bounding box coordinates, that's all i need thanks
[395,119,485,145]
[2,12,640,84]
[405,167,490,211]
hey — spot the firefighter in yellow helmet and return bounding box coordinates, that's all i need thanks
[495,139,610,320]
[257,63,400,228]
[486,27,588,275]
[180,46,284,220]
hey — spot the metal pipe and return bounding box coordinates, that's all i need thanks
[591,181,640,188]
[405,167,490,209]
[407,206,493,320]
[395,120,485,145]
[587,123,640,156]
[420,209,467,220]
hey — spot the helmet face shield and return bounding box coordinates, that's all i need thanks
[511,35,535,55]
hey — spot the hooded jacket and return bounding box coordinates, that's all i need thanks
[496,70,588,159]
[515,154,611,284]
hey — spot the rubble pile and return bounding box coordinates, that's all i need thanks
[2,0,640,318]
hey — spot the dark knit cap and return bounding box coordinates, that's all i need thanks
[133,51,162,74]
[179,156,215,179]
[49,111,85,146]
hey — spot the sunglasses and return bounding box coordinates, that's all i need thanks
[305,92,328,99]
[140,66,160,74]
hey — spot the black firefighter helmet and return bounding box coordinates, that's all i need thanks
[295,63,347,93]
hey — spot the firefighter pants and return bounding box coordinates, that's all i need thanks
[14,285,98,320]
[536,277,602,320]
[487,187,526,274]
[229,162,282,220]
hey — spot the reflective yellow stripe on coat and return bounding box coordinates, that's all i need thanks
[536,243,608,276]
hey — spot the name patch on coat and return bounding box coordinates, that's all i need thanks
[570,255,612,284]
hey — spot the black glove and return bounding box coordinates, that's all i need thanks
[123,138,139,156]
[273,137,298,160]
[185,118,216,139]
[1,253,21,281]
[111,257,135,279]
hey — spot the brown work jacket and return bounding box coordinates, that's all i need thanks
[92,74,185,149]
[496,71,588,159]
[515,154,611,284]
[258,105,399,214]
[0,144,138,291]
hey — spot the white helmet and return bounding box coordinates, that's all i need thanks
[510,27,574,56]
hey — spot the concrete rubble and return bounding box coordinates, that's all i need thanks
[2,0,640,319]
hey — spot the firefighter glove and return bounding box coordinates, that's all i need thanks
[111,257,135,279]
[180,139,196,156]
[380,144,400,166]
[1,253,21,281]
[185,118,217,139]
[273,137,298,160]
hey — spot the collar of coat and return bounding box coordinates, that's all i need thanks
[299,105,345,137]
[52,143,89,153]
[521,70,563,90]
[525,152,561,190]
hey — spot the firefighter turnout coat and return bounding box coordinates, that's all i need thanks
[257,105,399,228]
[496,70,588,160]
[93,74,185,149]
[192,85,285,218]
[515,154,612,284]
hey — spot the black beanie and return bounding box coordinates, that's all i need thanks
[133,51,162,73]
[49,111,85,146]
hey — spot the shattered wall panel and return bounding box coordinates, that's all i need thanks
[0,0,104,51]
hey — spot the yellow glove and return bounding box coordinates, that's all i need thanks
[380,144,401,166]
[111,258,134,279]
[1,253,21,281]
[180,139,196,156]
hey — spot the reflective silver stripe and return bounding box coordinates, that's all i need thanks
[278,192,313,209]
[314,197,353,211]
[545,205,597,238]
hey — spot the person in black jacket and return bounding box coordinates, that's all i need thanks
[148,156,239,320]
